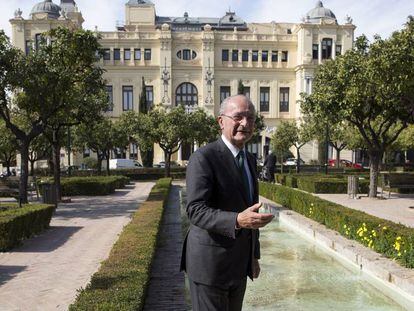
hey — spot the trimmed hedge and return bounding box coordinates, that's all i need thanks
[39,176,130,196]
[275,173,370,194]
[0,203,56,251]
[69,178,172,310]
[259,182,414,268]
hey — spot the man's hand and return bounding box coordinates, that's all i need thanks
[253,259,260,278]
[236,202,274,229]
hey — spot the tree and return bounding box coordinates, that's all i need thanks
[0,120,17,175]
[138,77,154,167]
[38,27,108,201]
[270,123,293,174]
[271,121,311,173]
[237,79,245,95]
[187,108,220,146]
[28,134,51,176]
[302,18,414,197]
[73,119,128,175]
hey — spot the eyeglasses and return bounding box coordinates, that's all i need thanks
[221,114,255,123]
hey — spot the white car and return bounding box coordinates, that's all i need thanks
[284,158,305,166]
[109,159,143,169]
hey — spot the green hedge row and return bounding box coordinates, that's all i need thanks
[39,176,130,196]
[259,182,414,268]
[275,173,370,194]
[0,203,56,251]
[69,178,172,310]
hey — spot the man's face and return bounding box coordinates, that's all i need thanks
[218,96,255,149]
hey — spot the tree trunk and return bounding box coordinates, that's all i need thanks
[19,141,30,204]
[165,150,171,177]
[97,156,103,174]
[335,147,341,168]
[52,139,62,202]
[368,151,382,198]
[106,151,110,176]
[296,148,301,174]
[29,160,35,176]
[280,152,284,174]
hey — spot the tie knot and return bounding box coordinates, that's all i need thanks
[238,150,245,159]
[237,150,245,169]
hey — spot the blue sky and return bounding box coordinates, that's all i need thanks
[1,0,413,40]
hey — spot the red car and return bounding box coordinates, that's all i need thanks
[328,159,362,169]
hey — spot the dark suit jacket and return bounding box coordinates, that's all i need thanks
[180,137,260,287]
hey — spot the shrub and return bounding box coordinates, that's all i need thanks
[38,176,130,196]
[69,178,172,310]
[259,182,414,268]
[69,167,186,180]
[296,176,369,194]
[0,203,56,251]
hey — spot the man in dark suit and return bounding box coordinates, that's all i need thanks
[264,151,276,182]
[181,95,274,311]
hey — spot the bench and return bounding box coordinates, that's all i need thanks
[381,173,414,197]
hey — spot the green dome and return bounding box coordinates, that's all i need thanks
[31,0,61,19]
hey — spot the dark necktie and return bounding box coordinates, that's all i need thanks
[237,150,252,205]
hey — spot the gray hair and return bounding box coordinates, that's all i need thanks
[219,94,256,116]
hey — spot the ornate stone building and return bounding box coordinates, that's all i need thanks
[10,0,356,166]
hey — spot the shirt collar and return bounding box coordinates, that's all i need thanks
[221,134,244,158]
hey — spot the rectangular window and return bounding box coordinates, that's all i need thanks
[144,48,151,60]
[282,51,288,62]
[243,86,250,99]
[271,51,278,62]
[242,50,249,61]
[35,33,42,50]
[279,87,289,112]
[145,86,153,110]
[220,86,231,103]
[260,87,270,112]
[232,49,238,62]
[114,49,121,60]
[134,48,141,60]
[335,45,342,56]
[103,49,110,60]
[124,49,131,60]
[252,50,258,62]
[25,40,32,55]
[222,49,229,61]
[262,51,268,62]
[313,44,318,60]
[122,86,133,111]
[106,85,113,111]
[322,39,332,59]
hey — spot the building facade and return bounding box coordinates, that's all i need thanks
[10,0,356,167]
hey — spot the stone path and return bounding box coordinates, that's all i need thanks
[0,181,154,311]
[314,192,414,228]
[143,181,188,311]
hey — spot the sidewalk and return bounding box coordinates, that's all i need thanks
[0,181,154,311]
[314,192,414,228]
[143,181,188,311]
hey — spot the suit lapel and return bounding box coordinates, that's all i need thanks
[216,138,250,206]
[246,152,258,202]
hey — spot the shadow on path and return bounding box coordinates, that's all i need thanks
[0,265,27,286]
[13,226,82,253]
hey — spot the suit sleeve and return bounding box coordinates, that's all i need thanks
[186,151,239,239]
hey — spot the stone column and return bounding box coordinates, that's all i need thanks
[332,40,336,60]
[177,145,182,162]
[318,41,322,64]
[277,51,282,68]
[110,47,114,66]
[258,50,262,67]
[248,50,252,67]
[131,46,135,66]
[120,48,124,65]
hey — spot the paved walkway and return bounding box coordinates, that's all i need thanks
[314,192,414,228]
[0,181,154,311]
[143,181,188,311]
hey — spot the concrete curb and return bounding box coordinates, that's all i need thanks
[273,207,414,310]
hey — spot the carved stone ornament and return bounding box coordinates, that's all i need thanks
[14,8,23,19]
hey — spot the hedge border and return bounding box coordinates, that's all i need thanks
[259,182,414,268]
[0,203,56,251]
[69,177,172,310]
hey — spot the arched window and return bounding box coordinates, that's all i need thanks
[175,83,198,107]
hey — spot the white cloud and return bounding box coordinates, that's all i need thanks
[1,0,413,40]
